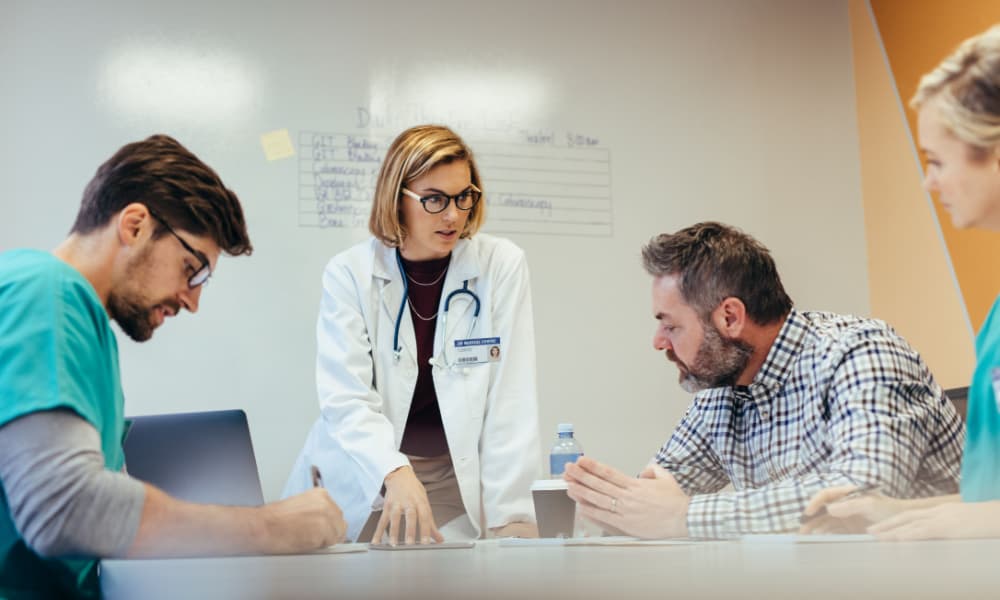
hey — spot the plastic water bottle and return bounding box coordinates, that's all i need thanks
[549,423,584,477]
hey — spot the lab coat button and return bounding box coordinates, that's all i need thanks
[462,367,470,376]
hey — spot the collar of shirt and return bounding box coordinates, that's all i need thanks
[742,308,807,405]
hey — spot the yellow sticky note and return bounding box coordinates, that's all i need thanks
[260,129,295,161]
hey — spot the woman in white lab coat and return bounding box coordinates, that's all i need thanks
[285,125,541,544]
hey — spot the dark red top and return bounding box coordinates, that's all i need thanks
[398,253,451,457]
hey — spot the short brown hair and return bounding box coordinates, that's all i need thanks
[641,221,792,324]
[368,125,485,246]
[71,134,252,256]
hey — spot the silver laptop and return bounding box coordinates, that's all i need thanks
[122,409,265,507]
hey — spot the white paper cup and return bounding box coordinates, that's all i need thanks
[531,479,576,538]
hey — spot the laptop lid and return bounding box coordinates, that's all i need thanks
[122,409,265,507]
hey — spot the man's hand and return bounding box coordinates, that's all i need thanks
[372,466,445,546]
[564,457,689,539]
[262,487,348,551]
[799,486,905,535]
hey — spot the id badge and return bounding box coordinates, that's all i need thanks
[992,368,1000,413]
[453,337,501,366]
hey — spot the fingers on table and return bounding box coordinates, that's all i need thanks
[371,503,442,545]
[372,503,407,545]
[802,485,859,517]
[825,496,881,520]
[404,506,419,545]
[416,504,443,544]
[798,514,851,535]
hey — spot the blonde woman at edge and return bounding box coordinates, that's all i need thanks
[284,125,541,544]
[801,25,1000,540]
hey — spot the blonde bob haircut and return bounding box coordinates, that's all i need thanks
[369,124,485,246]
[911,25,1000,160]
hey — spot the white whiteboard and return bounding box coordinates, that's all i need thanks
[300,130,613,236]
[1,0,868,500]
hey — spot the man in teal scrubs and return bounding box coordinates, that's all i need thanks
[0,135,347,598]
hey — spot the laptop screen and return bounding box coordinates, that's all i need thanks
[122,409,265,507]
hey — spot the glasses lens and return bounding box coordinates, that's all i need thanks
[422,195,448,214]
[456,190,481,210]
[189,266,211,288]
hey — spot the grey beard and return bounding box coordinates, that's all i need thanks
[678,325,753,393]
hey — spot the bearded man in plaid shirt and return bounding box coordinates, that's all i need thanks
[565,221,964,539]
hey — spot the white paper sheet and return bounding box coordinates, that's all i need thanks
[740,534,876,544]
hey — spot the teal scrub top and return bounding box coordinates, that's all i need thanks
[0,249,127,599]
[961,294,1000,502]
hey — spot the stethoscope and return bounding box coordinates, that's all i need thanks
[392,248,481,364]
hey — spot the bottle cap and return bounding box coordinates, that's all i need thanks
[557,423,574,434]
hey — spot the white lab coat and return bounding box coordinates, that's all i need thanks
[284,234,541,541]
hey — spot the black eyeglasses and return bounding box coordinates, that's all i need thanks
[147,208,212,288]
[401,184,482,214]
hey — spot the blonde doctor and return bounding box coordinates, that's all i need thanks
[285,125,541,544]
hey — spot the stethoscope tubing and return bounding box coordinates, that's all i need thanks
[393,248,481,363]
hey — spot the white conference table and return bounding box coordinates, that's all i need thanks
[101,537,997,599]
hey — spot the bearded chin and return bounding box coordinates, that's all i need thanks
[679,368,723,394]
[678,374,702,393]
[679,327,754,393]
[108,244,159,342]
[108,293,155,342]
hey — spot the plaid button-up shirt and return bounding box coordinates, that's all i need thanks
[655,309,964,539]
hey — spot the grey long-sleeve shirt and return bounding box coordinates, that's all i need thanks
[0,409,145,557]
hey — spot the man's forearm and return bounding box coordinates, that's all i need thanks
[125,484,260,557]
[125,484,344,558]
[685,474,858,539]
[126,485,301,558]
